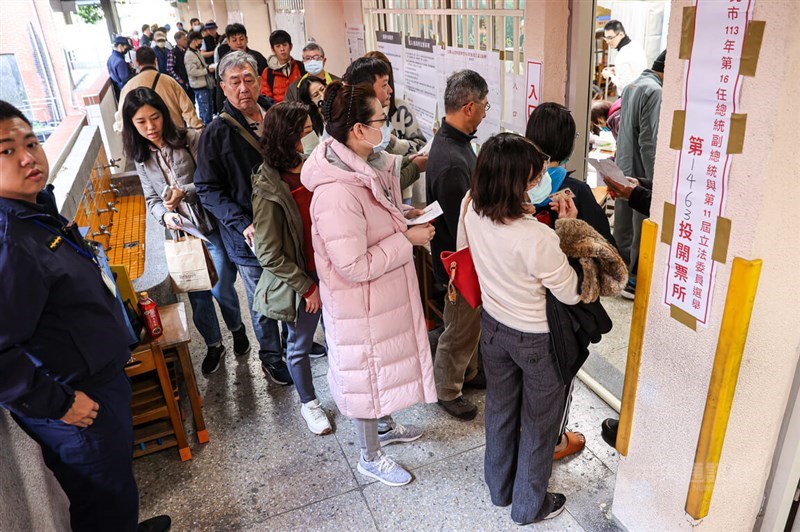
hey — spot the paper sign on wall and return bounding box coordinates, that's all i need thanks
[442,47,502,144]
[403,36,438,141]
[345,24,366,65]
[663,0,754,327]
[525,60,543,117]
[376,31,405,98]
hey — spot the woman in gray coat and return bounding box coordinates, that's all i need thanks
[121,87,249,374]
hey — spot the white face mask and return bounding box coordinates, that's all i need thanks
[193,25,202,32]
[300,131,320,155]
[362,123,392,154]
[526,170,552,205]
[304,59,324,76]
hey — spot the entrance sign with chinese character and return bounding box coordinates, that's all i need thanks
[663,0,754,327]
[525,59,543,117]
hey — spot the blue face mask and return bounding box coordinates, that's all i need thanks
[527,170,552,205]
[304,59,324,75]
[364,123,392,154]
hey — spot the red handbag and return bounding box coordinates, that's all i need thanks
[439,197,482,309]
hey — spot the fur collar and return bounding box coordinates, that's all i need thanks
[555,218,628,303]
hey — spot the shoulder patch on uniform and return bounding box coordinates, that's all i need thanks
[47,235,63,251]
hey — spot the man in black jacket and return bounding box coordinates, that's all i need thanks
[426,70,488,420]
[194,51,295,385]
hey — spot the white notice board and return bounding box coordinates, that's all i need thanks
[403,36,438,141]
[376,31,405,98]
[442,47,502,144]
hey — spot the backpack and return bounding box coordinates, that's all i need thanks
[266,60,306,94]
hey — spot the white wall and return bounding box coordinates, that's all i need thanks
[612,1,800,529]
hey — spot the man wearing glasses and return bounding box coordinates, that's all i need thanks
[601,20,647,93]
[426,70,489,421]
[284,42,340,102]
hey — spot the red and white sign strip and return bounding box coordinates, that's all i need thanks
[525,59,543,117]
[663,0,754,326]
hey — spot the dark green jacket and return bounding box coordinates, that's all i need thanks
[251,161,314,322]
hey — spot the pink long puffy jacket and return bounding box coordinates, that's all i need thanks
[301,137,437,419]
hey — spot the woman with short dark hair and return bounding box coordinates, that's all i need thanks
[300,81,437,486]
[525,102,616,463]
[464,132,579,524]
[250,101,331,435]
[121,87,249,374]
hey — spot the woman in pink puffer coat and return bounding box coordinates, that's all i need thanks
[301,82,437,487]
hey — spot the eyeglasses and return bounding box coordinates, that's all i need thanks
[364,115,390,127]
[304,55,323,61]
[470,100,491,112]
[602,33,620,42]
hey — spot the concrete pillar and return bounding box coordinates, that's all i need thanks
[305,0,360,77]
[211,0,229,29]
[230,0,271,54]
[0,412,70,530]
[523,0,570,105]
[611,1,800,530]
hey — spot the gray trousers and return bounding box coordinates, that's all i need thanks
[613,198,646,277]
[480,311,565,524]
[353,416,394,461]
[434,291,481,401]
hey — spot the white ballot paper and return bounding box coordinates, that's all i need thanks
[588,158,629,186]
[406,201,443,225]
[176,214,209,242]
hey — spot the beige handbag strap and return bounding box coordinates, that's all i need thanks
[219,112,262,155]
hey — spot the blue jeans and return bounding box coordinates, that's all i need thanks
[286,274,322,403]
[236,262,283,364]
[187,229,243,346]
[195,88,213,125]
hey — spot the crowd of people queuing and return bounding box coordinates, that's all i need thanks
[0,16,667,531]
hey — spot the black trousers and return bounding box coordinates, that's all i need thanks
[12,371,139,532]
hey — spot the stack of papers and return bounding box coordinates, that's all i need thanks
[588,158,629,186]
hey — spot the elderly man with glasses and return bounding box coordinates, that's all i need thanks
[601,20,648,93]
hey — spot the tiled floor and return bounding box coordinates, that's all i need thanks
[134,283,623,531]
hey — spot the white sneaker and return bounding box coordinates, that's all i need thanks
[357,451,412,486]
[300,399,332,435]
[378,422,423,446]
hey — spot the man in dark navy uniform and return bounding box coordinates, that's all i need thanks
[0,101,170,532]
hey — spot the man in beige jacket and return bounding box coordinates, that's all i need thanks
[113,46,202,133]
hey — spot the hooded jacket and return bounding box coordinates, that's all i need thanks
[194,96,274,266]
[616,69,663,184]
[300,137,437,418]
[251,161,314,322]
[260,56,305,103]
[0,187,131,419]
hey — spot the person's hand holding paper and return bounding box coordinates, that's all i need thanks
[588,158,630,187]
